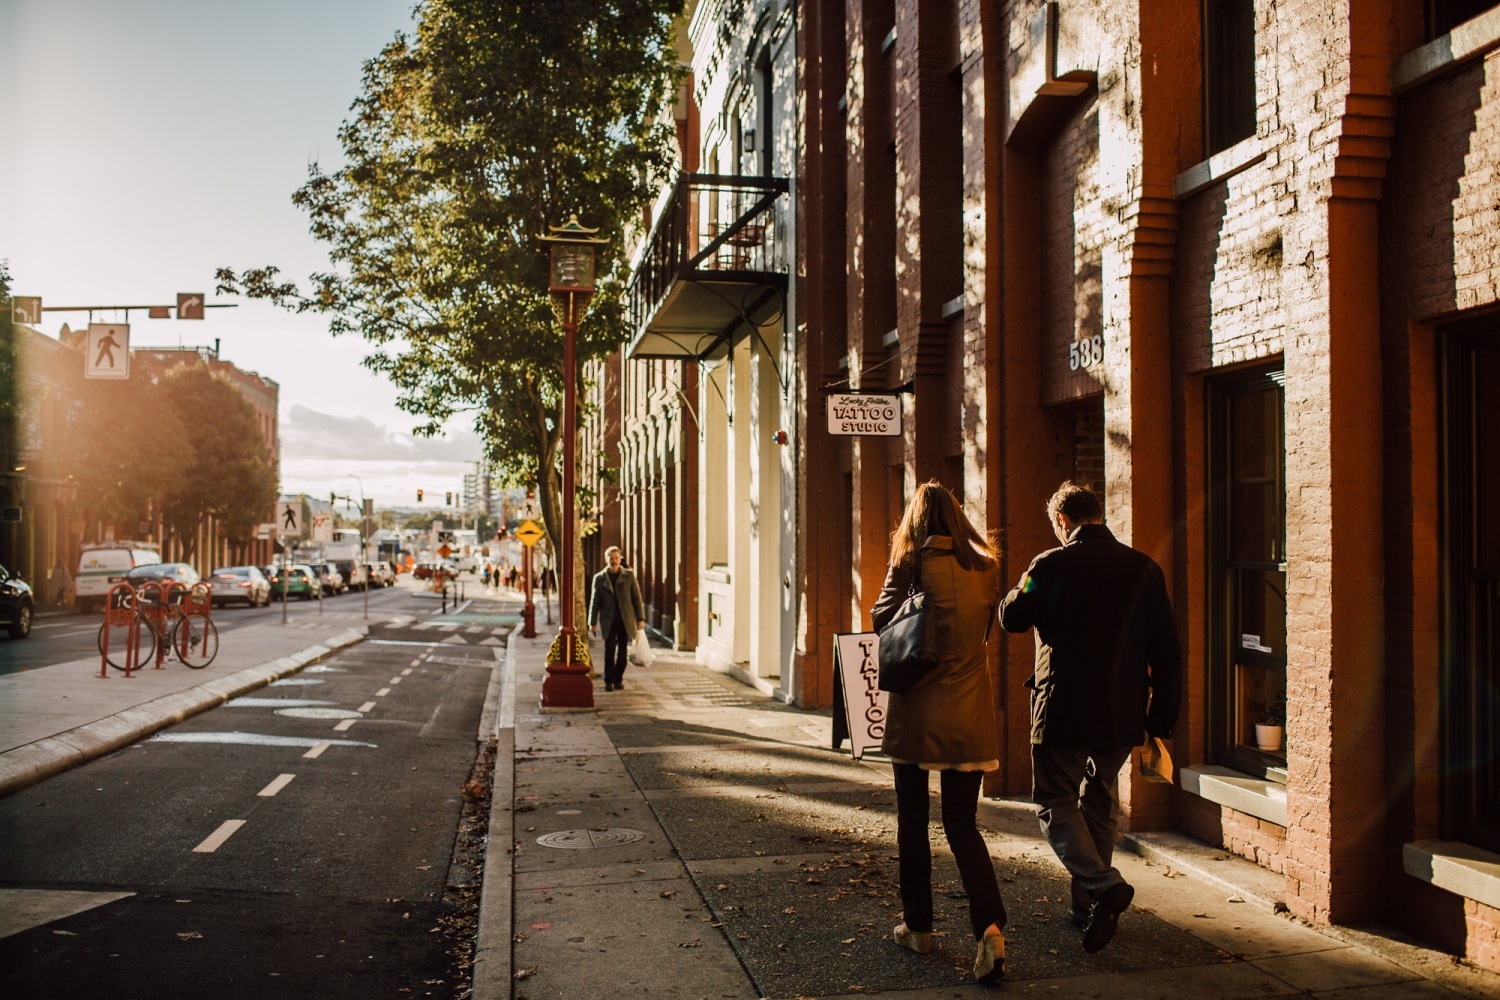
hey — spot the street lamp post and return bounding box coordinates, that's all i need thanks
[538,215,607,710]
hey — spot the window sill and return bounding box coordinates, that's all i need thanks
[1393,8,1500,94]
[1179,764,1287,828]
[1172,135,1267,200]
[1403,839,1500,911]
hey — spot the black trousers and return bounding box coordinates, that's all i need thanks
[603,620,630,686]
[893,763,1007,940]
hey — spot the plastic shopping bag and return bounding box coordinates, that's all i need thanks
[630,629,654,667]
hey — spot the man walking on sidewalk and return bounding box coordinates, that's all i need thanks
[588,546,646,692]
[999,482,1182,954]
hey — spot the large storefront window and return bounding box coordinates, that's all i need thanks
[1210,370,1287,779]
[1443,328,1500,853]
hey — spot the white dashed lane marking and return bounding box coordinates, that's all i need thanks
[389,677,403,685]
[303,741,331,759]
[193,820,246,853]
[357,701,377,713]
[257,774,296,797]
[401,668,413,676]
[376,688,391,696]
[333,719,356,732]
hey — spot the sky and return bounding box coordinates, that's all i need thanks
[1,0,485,508]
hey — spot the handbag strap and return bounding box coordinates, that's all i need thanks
[907,543,924,595]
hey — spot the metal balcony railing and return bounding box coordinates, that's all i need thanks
[626,172,790,338]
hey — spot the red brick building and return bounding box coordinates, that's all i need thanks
[795,0,1500,972]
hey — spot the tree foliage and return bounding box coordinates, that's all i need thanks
[58,363,277,559]
[216,0,684,557]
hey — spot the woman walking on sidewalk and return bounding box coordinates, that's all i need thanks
[872,480,1008,983]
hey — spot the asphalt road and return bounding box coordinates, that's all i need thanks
[0,581,477,676]
[0,618,498,999]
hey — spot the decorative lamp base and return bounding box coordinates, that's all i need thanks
[540,630,594,710]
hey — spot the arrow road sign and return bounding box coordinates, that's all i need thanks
[11,297,41,324]
[177,293,204,319]
[85,323,130,379]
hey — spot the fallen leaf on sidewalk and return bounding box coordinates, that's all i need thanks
[678,940,701,948]
[51,930,77,936]
[513,966,538,980]
[176,931,203,941]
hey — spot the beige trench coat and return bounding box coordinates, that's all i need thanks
[871,535,1001,767]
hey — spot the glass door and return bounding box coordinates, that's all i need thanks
[1210,369,1288,778]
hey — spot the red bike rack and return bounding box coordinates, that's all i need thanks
[98,583,140,679]
[184,581,212,617]
[138,581,173,669]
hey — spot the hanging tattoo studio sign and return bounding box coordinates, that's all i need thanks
[826,392,901,436]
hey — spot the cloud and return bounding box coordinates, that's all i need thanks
[280,404,484,462]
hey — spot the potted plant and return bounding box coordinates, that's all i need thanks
[1255,696,1285,752]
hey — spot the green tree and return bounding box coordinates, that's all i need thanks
[217,0,684,618]
[154,365,278,560]
[59,376,185,535]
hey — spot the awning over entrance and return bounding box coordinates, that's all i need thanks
[625,172,789,361]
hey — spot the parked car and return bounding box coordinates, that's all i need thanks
[208,566,271,607]
[369,561,396,587]
[309,562,345,595]
[75,543,161,613]
[124,562,202,590]
[0,563,34,639]
[333,560,366,590]
[268,564,316,600]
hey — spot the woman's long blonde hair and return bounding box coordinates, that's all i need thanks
[888,480,999,571]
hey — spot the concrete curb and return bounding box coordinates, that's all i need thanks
[0,627,366,799]
[471,636,516,1000]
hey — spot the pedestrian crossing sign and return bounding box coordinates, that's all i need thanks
[85,323,131,379]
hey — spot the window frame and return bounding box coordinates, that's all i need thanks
[1203,0,1257,156]
[1207,366,1288,782]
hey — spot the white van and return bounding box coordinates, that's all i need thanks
[76,543,161,612]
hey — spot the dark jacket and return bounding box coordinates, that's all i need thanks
[999,524,1181,748]
[871,535,1001,766]
[588,565,645,638]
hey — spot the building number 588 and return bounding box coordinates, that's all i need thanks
[1069,335,1104,372]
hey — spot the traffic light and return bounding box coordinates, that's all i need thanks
[417,489,424,502]
[446,491,453,505]
[330,493,337,506]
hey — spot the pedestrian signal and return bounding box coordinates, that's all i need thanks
[446,492,453,505]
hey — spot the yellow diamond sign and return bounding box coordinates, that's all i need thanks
[514,519,545,548]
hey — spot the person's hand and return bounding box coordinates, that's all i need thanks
[637,620,646,635]
[1146,717,1174,740]
[590,625,598,637]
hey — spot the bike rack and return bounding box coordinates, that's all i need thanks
[184,581,212,617]
[140,581,173,669]
[98,583,140,679]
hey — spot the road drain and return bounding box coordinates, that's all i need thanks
[536,828,646,849]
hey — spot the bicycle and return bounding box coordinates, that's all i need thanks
[97,583,219,670]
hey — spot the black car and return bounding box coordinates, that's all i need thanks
[0,563,34,639]
[124,562,202,594]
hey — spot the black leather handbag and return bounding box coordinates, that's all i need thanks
[877,550,941,693]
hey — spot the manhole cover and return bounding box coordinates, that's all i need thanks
[536,828,646,850]
[275,707,363,720]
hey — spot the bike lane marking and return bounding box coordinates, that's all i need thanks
[192,819,246,853]
[257,773,296,797]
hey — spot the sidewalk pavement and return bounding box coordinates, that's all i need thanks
[0,605,386,797]
[476,600,1500,1000]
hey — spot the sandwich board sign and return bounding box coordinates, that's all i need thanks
[831,632,888,761]
[85,323,130,379]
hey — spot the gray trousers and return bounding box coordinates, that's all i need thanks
[1031,744,1133,913]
